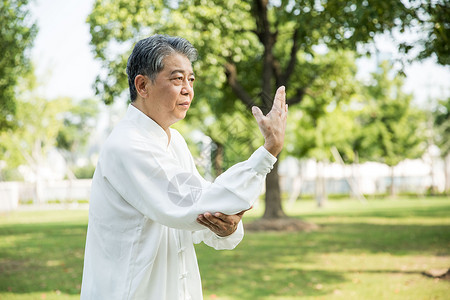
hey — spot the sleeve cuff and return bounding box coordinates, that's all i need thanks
[247,146,277,174]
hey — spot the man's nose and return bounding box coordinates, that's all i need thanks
[181,79,193,95]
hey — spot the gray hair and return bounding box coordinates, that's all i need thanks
[126,34,198,101]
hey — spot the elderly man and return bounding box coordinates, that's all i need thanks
[81,34,287,300]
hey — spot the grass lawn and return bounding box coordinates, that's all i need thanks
[0,197,449,299]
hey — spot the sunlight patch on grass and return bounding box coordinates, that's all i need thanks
[0,199,449,300]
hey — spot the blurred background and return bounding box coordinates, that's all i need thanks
[1,0,449,212]
[1,1,449,299]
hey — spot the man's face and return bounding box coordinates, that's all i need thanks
[144,53,195,129]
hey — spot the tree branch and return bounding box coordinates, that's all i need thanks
[273,59,282,86]
[282,28,301,83]
[224,62,255,110]
[253,0,270,44]
[287,87,306,106]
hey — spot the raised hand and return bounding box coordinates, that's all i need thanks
[252,86,288,157]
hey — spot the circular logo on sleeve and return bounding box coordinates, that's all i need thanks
[167,172,202,207]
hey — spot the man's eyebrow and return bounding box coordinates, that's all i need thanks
[170,69,195,76]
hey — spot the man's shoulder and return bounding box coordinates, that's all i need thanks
[103,119,156,152]
[169,127,183,139]
[107,119,139,141]
[169,128,189,146]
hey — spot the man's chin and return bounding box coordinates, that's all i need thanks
[180,110,189,118]
[172,113,187,124]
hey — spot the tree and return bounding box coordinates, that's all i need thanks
[0,71,70,202]
[183,100,263,177]
[56,98,100,178]
[0,0,37,131]
[0,71,98,202]
[287,50,359,206]
[356,61,427,196]
[433,97,450,192]
[87,0,425,219]
[399,0,450,66]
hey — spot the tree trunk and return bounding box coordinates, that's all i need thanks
[212,142,224,177]
[315,160,327,207]
[260,25,285,218]
[263,160,287,219]
[389,166,396,197]
[428,147,437,195]
[445,154,450,193]
[34,171,43,205]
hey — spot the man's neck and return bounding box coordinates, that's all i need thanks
[131,102,171,145]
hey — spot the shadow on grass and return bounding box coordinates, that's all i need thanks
[1,201,449,298]
[196,220,450,299]
[196,234,345,299]
[300,200,450,220]
[301,222,450,256]
[0,223,87,295]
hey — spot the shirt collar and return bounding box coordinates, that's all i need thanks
[126,104,170,147]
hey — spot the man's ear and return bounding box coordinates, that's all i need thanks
[135,75,150,99]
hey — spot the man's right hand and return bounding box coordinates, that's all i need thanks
[252,86,288,157]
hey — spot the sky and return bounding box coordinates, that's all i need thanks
[31,0,101,101]
[31,0,450,107]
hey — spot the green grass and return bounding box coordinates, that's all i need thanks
[0,210,87,300]
[0,197,449,299]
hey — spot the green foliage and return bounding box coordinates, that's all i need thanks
[0,168,23,181]
[433,97,450,157]
[0,198,449,299]
[73,164,96,179]
[0,71,99,180]
[187,99,263,171]
[56,98,100,178]
[86,0,420,105]
[0,0,37,130]
[286,50,359,162]
[85,0,424,163]
[0,72,71,175]
[414,0,450,65]
[355,62,427,166]
[56,99,99,153]
[86,0,432,215]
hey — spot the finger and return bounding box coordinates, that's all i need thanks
[272,86,286,110]
[212,212,228,222]
[197,215,213,228]
[236,206,253,216]
[198,213,221,229]
[204,212,224,227]
[236,211,246,217]
[252,106,264,123]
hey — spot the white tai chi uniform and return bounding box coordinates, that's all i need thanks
[81,105,276,300]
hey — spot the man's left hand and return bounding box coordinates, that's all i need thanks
[197,208,251,237]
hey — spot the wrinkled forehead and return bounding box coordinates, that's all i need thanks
[161,52,194,75]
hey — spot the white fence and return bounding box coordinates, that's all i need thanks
[278,156,446,198]
[0,157,446,213]
[0,179,92,212]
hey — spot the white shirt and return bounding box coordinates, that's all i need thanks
[80,105,276,300]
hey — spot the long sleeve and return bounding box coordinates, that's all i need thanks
[192,221,244,250]
[98,119,276,232]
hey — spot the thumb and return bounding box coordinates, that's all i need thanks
[252,106,264,122]
[237,206,253,217]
